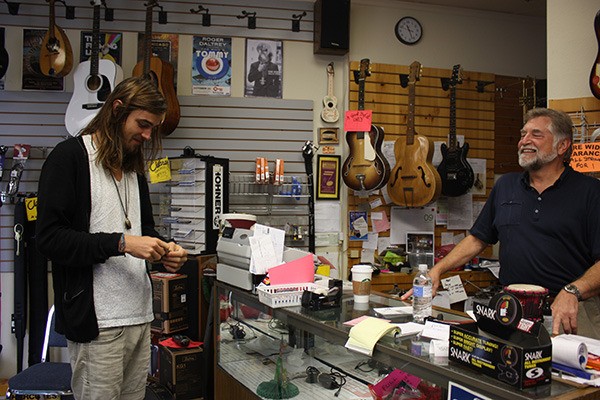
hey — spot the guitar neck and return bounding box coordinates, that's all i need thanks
[449,84,457,149]
[358,79,365,111]
[327,69,334,97]
[90,5,101,76]
[143,5,154,75]
[48,0,56,39]
[407,82,416,145]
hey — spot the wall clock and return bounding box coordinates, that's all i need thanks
[395,16,423,45]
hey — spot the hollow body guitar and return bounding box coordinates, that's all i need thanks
[437,65,474,197]
[342,58,390,191]
[40,0,73,78]
[132,0,180,136]
[388,61,441,207]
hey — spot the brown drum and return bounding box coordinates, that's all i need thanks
[504,284,549,322]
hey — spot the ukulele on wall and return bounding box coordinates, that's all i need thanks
[437,65,474,197]
[387,61,441,207]
[321,62,339,123]
[65,0,123,136]
[132,0,180,136]
[341,58,390,192]
[40,0,73,78]
[590,9,600,100]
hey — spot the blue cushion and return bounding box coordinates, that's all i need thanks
[8,362,71,392]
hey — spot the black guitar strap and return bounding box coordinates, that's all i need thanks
[26,199,48,366]
[12,200,27,372]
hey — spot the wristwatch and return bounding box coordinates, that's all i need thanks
[563,283,583,301]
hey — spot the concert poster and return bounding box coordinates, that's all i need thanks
[192,36,232,96]
[349,211,368,241]
[136,33,179,88]
[79,31,123,64]
[22,29,64,91]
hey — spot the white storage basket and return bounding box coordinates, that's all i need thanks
[256,283,317,308]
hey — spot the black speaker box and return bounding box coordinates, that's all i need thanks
[313,0,350,55]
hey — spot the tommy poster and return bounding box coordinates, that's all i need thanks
[192,36,232,96]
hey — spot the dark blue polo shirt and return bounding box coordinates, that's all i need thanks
[470,166,600,296]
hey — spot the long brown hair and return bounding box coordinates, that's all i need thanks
[79,77,167,174]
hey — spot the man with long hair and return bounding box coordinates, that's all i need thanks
[402,108,600,339]
[36,77,188,399]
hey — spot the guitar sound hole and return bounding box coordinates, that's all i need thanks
[86,75,102,91]
[418,166,431,188]
[327,101,334,108]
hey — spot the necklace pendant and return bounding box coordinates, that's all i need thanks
[125,218,132,230]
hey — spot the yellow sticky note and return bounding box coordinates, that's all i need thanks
[316,265,331,276]
[148,157,171,184]
[25,197,37,221]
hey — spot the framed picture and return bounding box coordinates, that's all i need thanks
[244,38,283,98]
[316,155,341,200]
[318,127,340,144]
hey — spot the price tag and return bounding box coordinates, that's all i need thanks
[25,197,37,221]
[148,157,171,183]
[344,110,372,132]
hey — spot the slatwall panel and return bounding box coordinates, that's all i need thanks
[0,0,314,43]
[0,91,313,271]
[346,61,496,271]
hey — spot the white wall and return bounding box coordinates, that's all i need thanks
[547,0,599,99]
[0,0,548,379]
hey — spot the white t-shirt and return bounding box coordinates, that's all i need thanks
[83,135,153,328]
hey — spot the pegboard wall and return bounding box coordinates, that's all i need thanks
[345,60,497,272]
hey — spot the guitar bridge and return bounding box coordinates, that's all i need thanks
[83,103,103,110]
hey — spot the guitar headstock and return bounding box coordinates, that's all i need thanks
[354,58,371,84]
[408,61,422,85]
[450,64,463,87]
[327,62,334,75]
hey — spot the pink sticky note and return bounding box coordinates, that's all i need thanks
[344,110,372,132]
[267,254,314,285]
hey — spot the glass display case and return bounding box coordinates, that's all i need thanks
[214,281,599,400]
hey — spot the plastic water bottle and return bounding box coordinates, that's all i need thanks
[413,264,432,323]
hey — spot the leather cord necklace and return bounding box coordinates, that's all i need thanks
[111,173,132,230]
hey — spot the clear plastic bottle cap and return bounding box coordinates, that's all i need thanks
[418,264,428,272]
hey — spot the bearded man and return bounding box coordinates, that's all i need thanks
[401,108,600,339]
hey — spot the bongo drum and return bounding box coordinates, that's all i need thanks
[504,284,549,322]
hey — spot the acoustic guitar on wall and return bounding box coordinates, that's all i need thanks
[341,58,390,192]
[437,65,474,197]
[40,0,73,78]
[590,9,600,100]
[65,0,123,136]
[0,28,8,80]
[132,0,180,136]
[387,61,441,207]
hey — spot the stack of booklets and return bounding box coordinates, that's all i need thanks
[345,317,399,356]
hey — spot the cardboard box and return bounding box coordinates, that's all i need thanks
[448,299,552,390]
[151,272,188,334]
[159,345,203,399]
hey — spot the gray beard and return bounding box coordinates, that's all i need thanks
[518,149,558,171]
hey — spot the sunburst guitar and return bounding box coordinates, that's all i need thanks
[342,58,390,192]
[387,61,441,207]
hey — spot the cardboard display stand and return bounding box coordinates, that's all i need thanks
[449,292,552,390]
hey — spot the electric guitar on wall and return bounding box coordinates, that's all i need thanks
[590,9,600,100]
[321,62,339,123]
[387,61,441,207]
[0,28,8,80]
[342,58,390,192]
[132,0,180,136]
[65,0,123,136]
[39,0,73,78]
[437,65,474,197]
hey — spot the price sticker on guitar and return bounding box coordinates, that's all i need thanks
[344,110,372,133]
